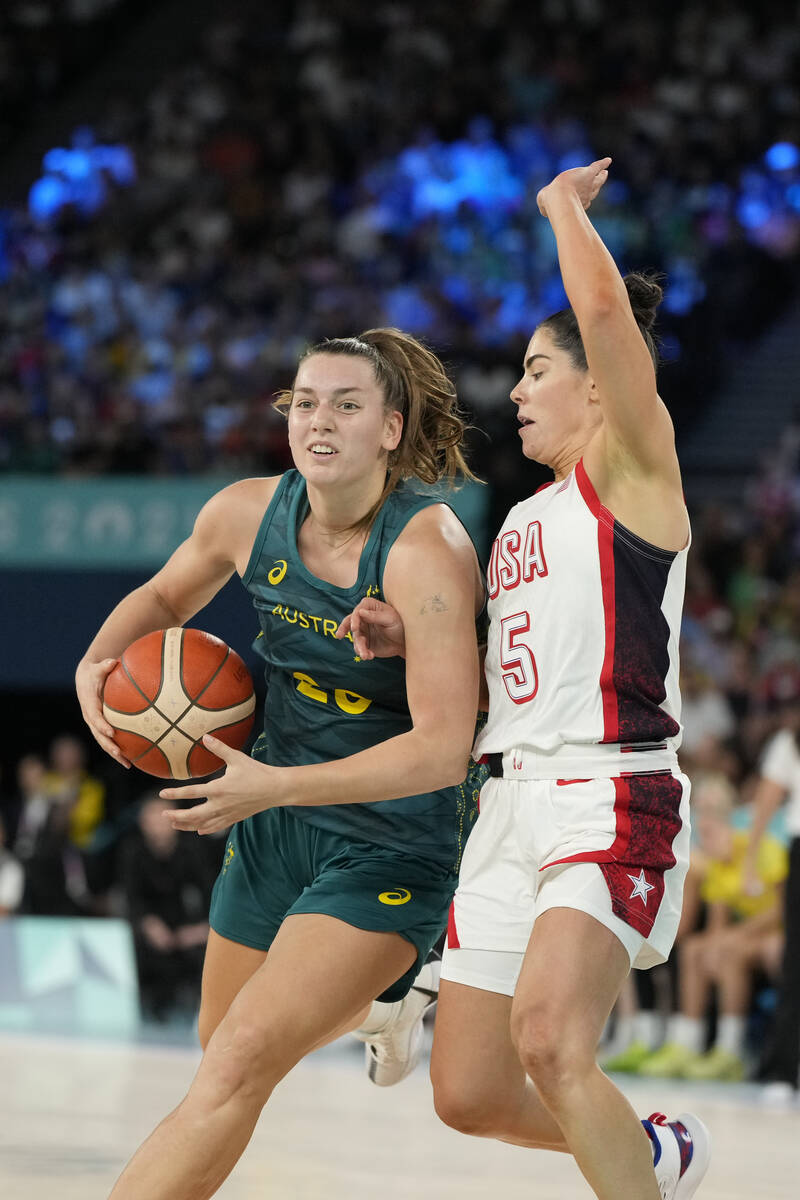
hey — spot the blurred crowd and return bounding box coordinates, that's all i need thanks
[0,0,799,497]
[0,735,219,1020]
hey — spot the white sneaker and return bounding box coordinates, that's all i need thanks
[357,956,440,1087]
[759,1081,797,1109]
[643,1112,711,1200]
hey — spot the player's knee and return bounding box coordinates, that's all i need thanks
[432,1078,500,1137]
[511,1007,588,1099]
[199,1022,280,1108]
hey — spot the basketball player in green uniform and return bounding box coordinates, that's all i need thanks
[75,328,486,1200]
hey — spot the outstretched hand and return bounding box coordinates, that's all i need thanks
[336,596,407,660]
[537,156,612,220]
[160,734,280,834]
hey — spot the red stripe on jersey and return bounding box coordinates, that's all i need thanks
[447,900,461,949]
[608,775,632,858]
[540,776,632,869]
[575,459,619,741]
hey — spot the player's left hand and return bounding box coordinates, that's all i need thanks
[159,735,278,834]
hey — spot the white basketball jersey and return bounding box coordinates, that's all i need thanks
[474,460,689,778]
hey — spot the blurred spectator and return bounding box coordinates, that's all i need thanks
[13,752,52,859]
[119,794,213,1021]
[42,734,106,850]
[19,765,88,915]
[0,813,24,917]
[13,739,113,913]
[639,774,787,1081]
[744,701,800,1101]
[678,664,736,766]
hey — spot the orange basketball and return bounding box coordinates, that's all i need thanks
[102,628,256,779]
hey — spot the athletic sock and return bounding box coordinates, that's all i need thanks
[716,1014,745,1056]
[353,999,400,1037]
[668,1014,704,1054]
[603,1014,635,1055]
[635,1009,662,1051]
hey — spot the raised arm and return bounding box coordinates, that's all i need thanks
[163,505,484,831]
[75,477,277,765]
[537,160,687,547]
[537,160,665,464]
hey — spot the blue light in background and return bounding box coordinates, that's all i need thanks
[736,196,772,230]
[765,142,800,172]
[29,174,71,222]
[29,127,136,223]
[663,260,706,316]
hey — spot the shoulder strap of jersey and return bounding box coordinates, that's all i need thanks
[241,471,297,587]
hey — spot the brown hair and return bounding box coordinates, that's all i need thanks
[275,327,479,533]
[537,271,664,372]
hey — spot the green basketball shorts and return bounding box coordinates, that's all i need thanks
[208,806,457,1002]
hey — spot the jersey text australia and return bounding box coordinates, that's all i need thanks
[473,459,689,778]
[242,471,483,869]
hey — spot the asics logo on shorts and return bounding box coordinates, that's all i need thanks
[378,888,411,905]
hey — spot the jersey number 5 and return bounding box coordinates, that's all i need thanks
[500,612,538,704]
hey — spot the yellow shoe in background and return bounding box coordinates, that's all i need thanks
[638,1042,698,1078]
[602,1040,652,1073]
[684,1046,745,1081]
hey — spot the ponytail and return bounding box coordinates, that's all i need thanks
[538,271,664,371]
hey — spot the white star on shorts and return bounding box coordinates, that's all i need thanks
[627,869,655,905]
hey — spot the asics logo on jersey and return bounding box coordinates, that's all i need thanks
[267,560,288,585]
[379,888,411,905]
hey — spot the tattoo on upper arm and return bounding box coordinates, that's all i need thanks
[420,594,448,614]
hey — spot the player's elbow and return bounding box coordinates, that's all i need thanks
[443,753,473,788]
[431,737,473,789]
[143,579,185,627]
[578,283,621,326]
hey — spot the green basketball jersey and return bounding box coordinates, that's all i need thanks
[241,470,485,870]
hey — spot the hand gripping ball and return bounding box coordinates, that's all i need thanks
[102,628,255,778]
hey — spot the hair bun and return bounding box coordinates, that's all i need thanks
[623,272,663,331]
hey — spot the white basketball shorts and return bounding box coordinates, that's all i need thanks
[442,771,691,997]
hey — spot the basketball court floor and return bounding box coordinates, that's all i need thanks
[2,1029,797,1199]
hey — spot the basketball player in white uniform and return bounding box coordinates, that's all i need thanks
[342,159,710,1200]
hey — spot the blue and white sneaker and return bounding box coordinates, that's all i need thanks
[643,1112,711,1199]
